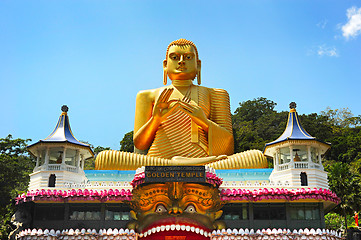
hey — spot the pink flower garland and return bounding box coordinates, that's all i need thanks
[15,187,339,205]
[220,187,340,204]
[15,189,132,205]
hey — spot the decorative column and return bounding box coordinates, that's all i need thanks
[275,148,280,171]
[307,146,312,168]
[318,149,322,164]
[81,154,85,169]
[76,150,81,171]
[61,147,67,170]
[44,147,49,167]
[289,145,294,168]
[273,153,277,171]
[35,150,40,168]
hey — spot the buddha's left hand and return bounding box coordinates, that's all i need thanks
[178,101,210,132]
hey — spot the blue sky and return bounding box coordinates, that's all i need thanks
[1,1,360,149]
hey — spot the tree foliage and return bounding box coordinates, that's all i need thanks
[325,161,361,229]
[0,135,34,239]
[83,146,111,170]
[325,212,355,230]
[120,131,134,152]
[232,97,288,152]
[321,107,361,128]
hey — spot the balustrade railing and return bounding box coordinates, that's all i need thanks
[47,164,61,171]
[66,165,77,172]
[294,162,308,169]
[278,163,290,171]
[278,162,323,171]
[43,164,79,172]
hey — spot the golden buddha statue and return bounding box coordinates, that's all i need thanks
[95,39,267,170]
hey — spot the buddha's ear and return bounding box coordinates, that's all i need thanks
[163,60,168,85]
[197,60,201,85]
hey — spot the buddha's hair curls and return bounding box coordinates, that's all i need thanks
[166,39,199,60]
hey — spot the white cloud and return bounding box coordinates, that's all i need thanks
[341,6,361,39]
[316,19,328,29]
[317,45,339,57]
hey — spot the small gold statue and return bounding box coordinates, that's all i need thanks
[96,39,267,170]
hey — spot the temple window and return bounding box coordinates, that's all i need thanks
[69,204,101,220]
[300,172,308,186]
[105,210,130,221]
[290,203,320,220]
[34,204,64,221]
[253,203,286,220]
[105,204,131,221]
[48,174,56,187]
[222,203,248,220]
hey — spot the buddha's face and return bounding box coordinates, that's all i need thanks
[164,45,200,81]
[127,182,224,239]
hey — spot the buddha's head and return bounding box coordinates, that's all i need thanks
[163,39,201,85]
[127,182,225,239]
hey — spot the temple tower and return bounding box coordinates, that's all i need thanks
[264,102,330,188]
[27,105,94,190]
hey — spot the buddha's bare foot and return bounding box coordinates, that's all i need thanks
[170,155,227,166]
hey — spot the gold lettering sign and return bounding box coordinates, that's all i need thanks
[145,166,205,183]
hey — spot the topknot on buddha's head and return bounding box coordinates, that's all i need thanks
[166,39,199,60]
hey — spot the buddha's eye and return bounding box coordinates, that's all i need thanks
[169,54,179,60]
[185,54,194,60]
[155,204,167,213]
[184,204,197,213]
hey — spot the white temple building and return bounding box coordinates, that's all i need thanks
[264,102,330,189]
[26,105,94,190]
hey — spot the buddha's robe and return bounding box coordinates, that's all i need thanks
[146,86,234,159]
[95,86,268,170]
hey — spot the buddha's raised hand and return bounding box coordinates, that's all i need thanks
[152,88,179,122]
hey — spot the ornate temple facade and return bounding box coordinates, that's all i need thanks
[14,103,341,240]
[11,34,342,240]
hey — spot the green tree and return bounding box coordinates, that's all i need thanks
[94,146,111,154]
[84,146,111,170]
[120,131,134,152]
[233,97,277,123]
[298,113,333,142]
[318,107,361,166]
[327,127,361,165]
[232,97,287,153]
[326,162,361,229]
[325,212,355,230]
[321,107,361,128]
[0,135,34,239]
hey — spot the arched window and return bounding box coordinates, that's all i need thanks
[300,172,308,186]
[48,174,56,187]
